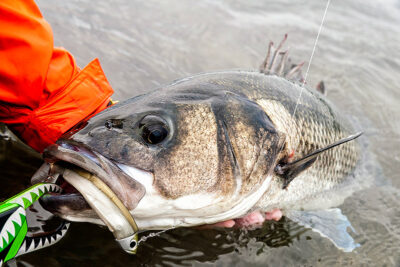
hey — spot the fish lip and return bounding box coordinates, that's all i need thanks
[37,139,146,216]
[43,139,106,179]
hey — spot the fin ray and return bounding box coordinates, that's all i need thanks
[286,208,360,252]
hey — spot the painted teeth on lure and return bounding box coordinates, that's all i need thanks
[0,182,69,265]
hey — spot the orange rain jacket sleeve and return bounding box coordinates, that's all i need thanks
[0,0,114,152]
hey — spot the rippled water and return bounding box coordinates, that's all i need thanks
[1,0,399,266]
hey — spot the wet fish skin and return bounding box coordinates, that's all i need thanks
[69,71,282,202]
[65,70,359,216]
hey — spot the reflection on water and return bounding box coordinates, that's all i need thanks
[1,0,399,265]
[19,218,309,266]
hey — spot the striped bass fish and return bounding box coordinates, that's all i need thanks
[34,37,363,252]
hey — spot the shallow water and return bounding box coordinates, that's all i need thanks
[1,0,400,266]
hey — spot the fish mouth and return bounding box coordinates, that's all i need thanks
[33,140,147,226]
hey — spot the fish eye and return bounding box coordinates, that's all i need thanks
[139,115,169,145]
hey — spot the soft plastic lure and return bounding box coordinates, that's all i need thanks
[0,183,69,266]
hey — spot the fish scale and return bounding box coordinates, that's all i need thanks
[161,70,359,210]
[260,75,356,179]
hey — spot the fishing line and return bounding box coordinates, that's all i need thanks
[275,0,331,160]
[137,223,182,245]
[291,0,331,118]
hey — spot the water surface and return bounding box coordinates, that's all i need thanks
[1,0,399,266]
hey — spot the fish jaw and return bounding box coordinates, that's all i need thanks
[34,140,146,223]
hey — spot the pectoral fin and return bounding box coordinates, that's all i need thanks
[275,132,362,189]
[285,208,360,252]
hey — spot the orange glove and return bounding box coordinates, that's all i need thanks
[0,0,114,152]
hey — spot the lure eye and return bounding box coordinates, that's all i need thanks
[139,115,169,145]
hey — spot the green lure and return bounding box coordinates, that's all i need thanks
[0,183,69,266]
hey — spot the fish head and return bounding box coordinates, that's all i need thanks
[35,77,284,229]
